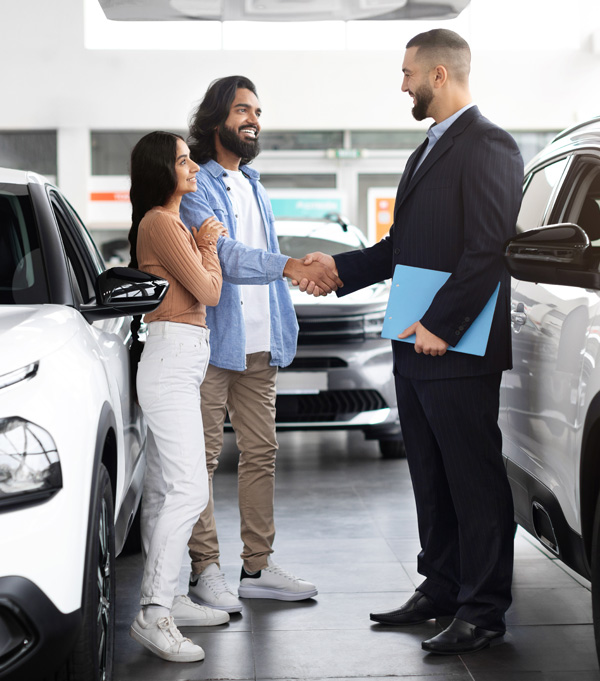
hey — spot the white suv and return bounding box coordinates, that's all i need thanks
[0,168,166,681]
[501,116,600,665]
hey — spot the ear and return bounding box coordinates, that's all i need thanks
[432,65,448,88]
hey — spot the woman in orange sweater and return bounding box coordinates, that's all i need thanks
[127,131,227,663]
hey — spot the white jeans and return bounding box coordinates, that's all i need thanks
[137,321,210,608]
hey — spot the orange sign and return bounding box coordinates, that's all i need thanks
[90,191,130,202]
[375,196,395,242]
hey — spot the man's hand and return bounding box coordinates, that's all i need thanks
[290,252,341,297]
[399,321,448,356]
[283,254,343,297]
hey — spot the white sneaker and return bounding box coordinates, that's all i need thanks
[171,595,230,627]
[238,557,318,601]
[189,563,243,613]
[129,611,205,662]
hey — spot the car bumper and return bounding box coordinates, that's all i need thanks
[0,576,81,681]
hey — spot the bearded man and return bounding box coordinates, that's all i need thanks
[178,76,336,615]
[302,30,524,654]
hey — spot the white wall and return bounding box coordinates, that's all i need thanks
[1,0,600,215]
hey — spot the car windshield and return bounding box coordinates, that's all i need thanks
[0,185,50,305]
[276,222,365,260]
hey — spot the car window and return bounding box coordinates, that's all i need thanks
[552,158,600,245]
[51,193,97,305]
[0,185,50,305]
[517,157,570,234]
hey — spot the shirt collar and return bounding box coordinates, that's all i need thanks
[202,158,260,180]
[427,102,476,142]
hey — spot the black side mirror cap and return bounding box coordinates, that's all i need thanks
[504,224,600,288]
[81,267,169,322]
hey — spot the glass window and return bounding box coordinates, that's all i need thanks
[91,130,184,176]
[516,157,569,234]
[0,185,49,305]
[554,160,600,245]
[0,132,57,177]
[260,174,336,189]
[509,131,560,166]
[351,130,426,150]
[259,131,343,151]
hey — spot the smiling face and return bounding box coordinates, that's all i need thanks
[217,87,262,163]
[173,138,199,199]
[401,46,435,122]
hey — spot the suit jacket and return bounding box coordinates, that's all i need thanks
[334,106,524,380]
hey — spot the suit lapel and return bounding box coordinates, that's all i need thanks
[395,106,481,211]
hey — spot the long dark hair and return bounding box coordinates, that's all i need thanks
[127,131,183,390]
[187,75,258,166]
[128,130,183,268]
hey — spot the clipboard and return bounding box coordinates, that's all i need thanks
[381,264,500,357]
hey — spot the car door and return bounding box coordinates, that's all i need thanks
[503,153,600,533]
[49,190,144,510]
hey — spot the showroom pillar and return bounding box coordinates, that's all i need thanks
[57,127,91,222]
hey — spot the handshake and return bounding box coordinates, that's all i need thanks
[283,252,343,297]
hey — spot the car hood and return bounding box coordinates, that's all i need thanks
[288,281,390,316]
[0,305,81,375]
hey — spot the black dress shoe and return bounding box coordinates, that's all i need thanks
[421,617,504,655]
[370,591,440,625]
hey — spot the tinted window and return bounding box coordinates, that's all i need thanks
[517,157,569,234]
[554,160,600,245]
[0,185,49,305]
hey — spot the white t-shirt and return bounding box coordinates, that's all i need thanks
[226,169,271,355]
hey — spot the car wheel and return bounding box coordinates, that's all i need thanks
[379,439,406,459]
[55,464,115,681]
[591,494,600,667]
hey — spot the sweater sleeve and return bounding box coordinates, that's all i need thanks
[149,212,222,307]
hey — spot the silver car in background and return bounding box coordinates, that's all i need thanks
[274,215,404,458]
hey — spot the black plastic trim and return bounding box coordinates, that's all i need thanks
[0,576,81,681]
[505,457,590,579]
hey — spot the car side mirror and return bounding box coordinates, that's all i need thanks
[504,223,600,289]
[81,267,169,322]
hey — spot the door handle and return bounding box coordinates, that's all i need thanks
[511,302,527,333]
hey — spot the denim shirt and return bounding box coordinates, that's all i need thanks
[180,159,298,371]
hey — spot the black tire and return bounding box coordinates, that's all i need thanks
[591,494,600,667]
[379,439,406,459]
[53,464,115,681]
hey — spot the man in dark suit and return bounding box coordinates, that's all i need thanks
[301,29,523,655]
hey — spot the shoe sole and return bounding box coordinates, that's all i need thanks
[173,613,230,627]
[191,598,243,614]
[238,586,318,601]
[422,634,505,655]
[370,615,434,625]
[129,625,205,662]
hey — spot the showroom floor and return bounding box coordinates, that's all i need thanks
[114,430,600,681]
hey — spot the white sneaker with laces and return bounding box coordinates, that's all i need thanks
[189,563,243,613]
[171,594,230,627]
[238,557,318,601]
[129,611,205,662]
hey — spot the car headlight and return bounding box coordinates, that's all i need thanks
[364,311,386,339]
[0,417,62,509]
[0,362,38,391]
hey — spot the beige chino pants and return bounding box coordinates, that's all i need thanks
[188,351,278,574]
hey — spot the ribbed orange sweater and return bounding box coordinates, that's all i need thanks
[137,207,222,327]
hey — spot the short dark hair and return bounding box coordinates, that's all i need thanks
[406,29,470,82]
[128,130,183,268]
[187,75,258,166]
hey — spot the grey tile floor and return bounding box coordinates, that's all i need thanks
[114,430,600,681]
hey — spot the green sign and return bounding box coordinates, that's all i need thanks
[271,197,342,218]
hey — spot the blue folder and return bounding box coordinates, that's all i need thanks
[381,264,500,357]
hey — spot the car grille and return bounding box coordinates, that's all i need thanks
[285,357,348,369]
[297,312,384,345]
[275,389,388,422]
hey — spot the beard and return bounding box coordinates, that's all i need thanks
[411,83,434,121]
[217,122,260,162]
